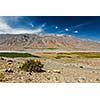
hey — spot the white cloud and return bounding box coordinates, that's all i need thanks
[30,23,34,28]
[65,28,69,31]
[0,18,10,29]
[32,28,43,33]
[55,26,58,29]
[9,28,43,34]
[41,23,46,28]
[74,30,78,33]
[5,27,43,34]
[5,16,21,21]
[0,17,44,34]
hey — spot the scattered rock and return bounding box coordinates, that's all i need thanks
[96,78,100,81]
[32,78,35,80]
[8,62,12,65]
[47,70,51,73]
[47,76,50,80]
[92,71,95,73]
[89,80,93,82]
[7,59,15,65]
[77,76,86,83]
[0,57,5,60]
[5,68,14,73]
[65,80,69,83]
[17,65,21,68]
[53,70,61,74]
[28,78,32,81]
[7,59,14,62]
[79,66,84,68]
[20,77,24,80]
[29,72,32,75]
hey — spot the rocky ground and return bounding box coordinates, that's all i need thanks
[0,54,100,83]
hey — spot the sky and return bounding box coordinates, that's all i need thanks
[0,16,100,41]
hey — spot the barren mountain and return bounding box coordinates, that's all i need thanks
[0,33,100,51]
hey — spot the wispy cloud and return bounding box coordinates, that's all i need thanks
[73,18,100,29]
[0,17,44,34]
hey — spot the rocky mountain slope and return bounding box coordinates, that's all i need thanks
[0,33,100,51]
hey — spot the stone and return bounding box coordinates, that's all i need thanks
[78,76,86,83]
[0,57,5,60]
[96,78,100,81]
[7,59,14,62]
[5,68,14,73]
[47,76,50,80]
[29,72,32,75]
[20,77,24,80]
[47,70,51,73]
[17,65,21,68]
[53,70,61,74]
[8,62,12,65]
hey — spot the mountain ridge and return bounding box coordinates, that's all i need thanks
[0,33,100,51]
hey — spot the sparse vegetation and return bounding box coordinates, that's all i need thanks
[55,56,62,59]
[40,52,100,59]
[55,55,72,59]
[1,51,100,82]
[21,59,44,73]
[57,52,100,58]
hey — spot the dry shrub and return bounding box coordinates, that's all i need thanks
[21,59,44,73]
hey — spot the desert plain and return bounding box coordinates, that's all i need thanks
[0,51,100,83]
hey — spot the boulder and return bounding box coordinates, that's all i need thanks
[7,59,14,62]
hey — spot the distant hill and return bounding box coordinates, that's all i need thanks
[0,33,100,51]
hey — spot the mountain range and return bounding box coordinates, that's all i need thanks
[0,33,100,51]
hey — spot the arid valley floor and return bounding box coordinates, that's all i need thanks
[0,52,100,83]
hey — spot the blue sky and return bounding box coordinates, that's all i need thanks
[0,16,100,41]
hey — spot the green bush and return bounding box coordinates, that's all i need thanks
[0,52,37,58]
[21,59,44,72]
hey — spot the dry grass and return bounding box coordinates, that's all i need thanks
[37,52,100,59]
